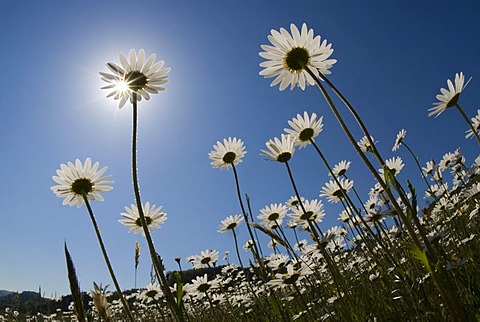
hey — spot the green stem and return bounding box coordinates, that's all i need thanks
[231,164,264,270]
[131,93,185,322]
[231,228,244,268]
[82,194,135,322]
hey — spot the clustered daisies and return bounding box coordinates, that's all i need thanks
[45,21,480,322]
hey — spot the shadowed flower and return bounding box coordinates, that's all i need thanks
[100,49,170,108]
[392,129,407,151]
[51,158,113,208]
[119,202,167,235]
[192,249,219,269]
[261,134,295,162]
[466,109,480,139]
[285,111,324,148]
[258,203,288,228]
[320,178,354,203]
[285,195,305,210]
[218,214,244,233]
[259,23,336,90]
[357,135,377,153]
[428,72,471,117]
[379,156,405,176]
[209,137,246,169]
[139,283,163,303]
[289,199,325,229]
[329,160,351,177]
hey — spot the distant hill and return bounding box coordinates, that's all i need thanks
[0,290,12,298]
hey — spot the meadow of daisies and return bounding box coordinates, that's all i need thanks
[5,23,480,321]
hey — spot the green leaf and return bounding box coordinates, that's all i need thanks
[403,242,432,273]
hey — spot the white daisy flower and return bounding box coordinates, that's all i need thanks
[259,23,336,91]
[100,49,170,108]
[218,214,243,233]
[379,156,405,176]
[320,178,354,203]
[258,203,288,228]
[466,109,480,139]
[284,111,324,148]
[261,134,295,162]
[428,72,471,117]
[329,160,351,177]
[392,129,407,152]
[118,202,167,235]
[288,198,325,229]
[208,137,246,170]
[357,135,377,153]
[51,158,113,208]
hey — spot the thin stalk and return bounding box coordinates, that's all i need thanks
[231,164,264,271]
[82,194,135,322]
[303,66,424,251]
[131,94,184,322]
[231,228,244,268]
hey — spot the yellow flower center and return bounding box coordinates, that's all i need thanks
[284,47,310,73]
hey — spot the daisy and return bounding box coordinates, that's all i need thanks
[185,274,219,298]
[285,195,305,210]
[392,129,407,152]
[357,135,377,153]
[320,178,354,203]
[51,158,113,208]
[428,72,471,117]
[284,111,323,148]
[192,249,219,269]
[379,156,405,176]
[268,263,311,289]
[259,23,336,91]
[261,134,295,162]
[118,202,167,235]
[139,283,163,303]
[258,203,288,228]
[218,214,243,233]
[329,160,351,177]
[466,110,480,139]
[289,198,325,229]
[209,137,246,170]
[100,49,170,108]
[422,160,436,176]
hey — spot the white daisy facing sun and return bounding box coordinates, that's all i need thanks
[259,23,336,91]
[100,49,170,108]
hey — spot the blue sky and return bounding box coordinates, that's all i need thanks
[1,1,479,297]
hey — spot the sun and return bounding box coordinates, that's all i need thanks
[115,79,129,93]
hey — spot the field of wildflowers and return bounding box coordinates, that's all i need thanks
[4,22,480,321]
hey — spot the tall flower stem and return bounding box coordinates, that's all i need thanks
[284,161,350,300]
[304,66,464,320]
[402,141,435,194]
[311,68,439,261]
[231,228,244,268]
[455,103,480,145]
[303,66,424,251]
[131,93,185,322]
[82,194,135,322]
[231,164,264,271]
